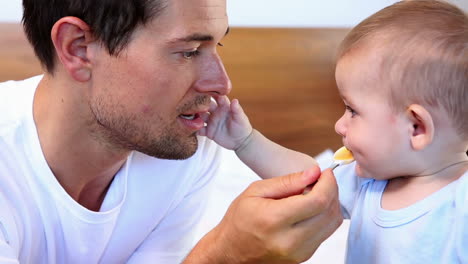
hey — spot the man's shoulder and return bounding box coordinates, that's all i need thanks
[0,77,40,192]
[0,76,40,125]
[0,123,36,252]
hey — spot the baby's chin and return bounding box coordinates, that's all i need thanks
[355,163,393,180]
[355,163,373,179]
[355,163,363,177]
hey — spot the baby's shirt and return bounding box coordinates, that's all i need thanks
[335,163,468,264]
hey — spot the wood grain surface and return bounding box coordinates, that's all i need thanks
[0,24,349,156]
[219,28,349,155]
[0,23,42,81]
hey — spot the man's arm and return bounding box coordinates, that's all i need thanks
[183,167,342,264]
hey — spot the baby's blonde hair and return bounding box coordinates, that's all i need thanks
[338,0,468,139]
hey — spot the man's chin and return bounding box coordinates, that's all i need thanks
[141,135,199,160]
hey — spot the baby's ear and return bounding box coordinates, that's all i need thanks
[406,104,434,151]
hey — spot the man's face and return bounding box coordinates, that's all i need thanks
[87,0,231,159]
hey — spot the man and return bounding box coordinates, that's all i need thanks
[0,0,342,263]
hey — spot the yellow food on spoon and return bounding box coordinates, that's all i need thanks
[330,146,355,169]
[333,146,354,162]
[303,146,355,194]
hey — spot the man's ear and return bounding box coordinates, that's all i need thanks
[51,17,94,82]
[406,104,434,151]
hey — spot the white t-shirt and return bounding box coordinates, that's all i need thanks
[335,163,468,264]
[0,76,223,263]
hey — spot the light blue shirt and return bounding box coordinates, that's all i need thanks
[335,163,468,264]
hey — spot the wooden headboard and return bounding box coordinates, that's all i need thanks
[0,23,349,156]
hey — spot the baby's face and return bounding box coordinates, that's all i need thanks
[334,51,412,180]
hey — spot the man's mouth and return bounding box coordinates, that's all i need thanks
[179,114,197,120]
[177,112,206,131]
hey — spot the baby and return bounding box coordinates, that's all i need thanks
[200,0,468,263]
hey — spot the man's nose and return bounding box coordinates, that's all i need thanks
[193,54,232,96]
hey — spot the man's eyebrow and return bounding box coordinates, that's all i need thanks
[172,33,213,43]
[169,27,230,44]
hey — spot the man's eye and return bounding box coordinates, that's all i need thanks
[345,105,357,117]
[182,50,200,59]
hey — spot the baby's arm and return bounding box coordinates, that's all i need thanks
[199,96,317,179]
[235,129,317,179]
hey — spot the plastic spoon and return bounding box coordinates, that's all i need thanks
[303,146,354,194]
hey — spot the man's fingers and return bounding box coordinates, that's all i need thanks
[248,166,321,199]
[269,169,339,224]
[291,169,340,223]
[292,193,342,238]
[210,167,341,264]
[305,169,338,202]
[289,208,343,262]
[282,183,343,261]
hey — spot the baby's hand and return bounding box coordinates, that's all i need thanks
[198,95,253,150]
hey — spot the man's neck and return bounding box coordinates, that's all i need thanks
[33,74,129,211]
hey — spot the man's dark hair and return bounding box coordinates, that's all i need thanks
[22,0,166,73]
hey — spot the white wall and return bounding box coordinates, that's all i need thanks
[2,0,467,27]
[0,0,24,22]
[227,0,396,27]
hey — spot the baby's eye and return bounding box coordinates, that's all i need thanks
[345,105,357,117]
[182,50,200,59]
